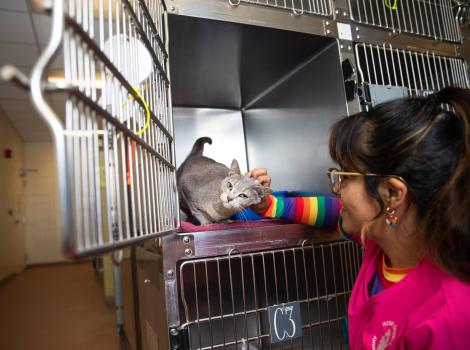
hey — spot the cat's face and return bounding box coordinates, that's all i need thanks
[219,159,270,211]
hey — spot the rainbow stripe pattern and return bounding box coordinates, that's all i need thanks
[260,195,341,229]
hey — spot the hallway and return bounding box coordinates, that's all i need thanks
[0,262,119,350]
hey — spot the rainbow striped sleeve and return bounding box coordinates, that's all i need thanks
[261,195,341,229]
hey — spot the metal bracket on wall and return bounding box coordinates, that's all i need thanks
[324,7,352,39]
[179,234,195,258]
[333,7,349,21]
[324,19,336,36]
[339,40,353,52]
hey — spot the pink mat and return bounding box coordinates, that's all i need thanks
[180,219,286,232]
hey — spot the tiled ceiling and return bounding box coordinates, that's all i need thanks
[0,0,58,142]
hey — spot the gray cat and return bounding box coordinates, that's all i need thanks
[177,137,270,225]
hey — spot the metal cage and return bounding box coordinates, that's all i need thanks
[349,0,461,42]
[177,239,362,350]
[2,1,469,349]
[28,0,179,257]
[227,0,333,17]
[355,43,470,107]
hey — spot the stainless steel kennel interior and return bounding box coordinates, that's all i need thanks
[2,0,469,350]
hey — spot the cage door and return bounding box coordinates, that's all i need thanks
[348,0,461,43]
[227,0,334,17]
[178,241,363,349]
[4,0,179,258]
[354,43,470,108]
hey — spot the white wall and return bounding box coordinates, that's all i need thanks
[24,143,67,264]
[0,110,25,280]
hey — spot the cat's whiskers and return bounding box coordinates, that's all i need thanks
[234,204,248,222]
[240,207,250,223]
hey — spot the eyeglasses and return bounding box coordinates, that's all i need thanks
[326,168,406,194]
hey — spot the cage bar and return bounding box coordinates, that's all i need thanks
[349,0,461,42]
[355,43,470,99]
[228,0,333,17]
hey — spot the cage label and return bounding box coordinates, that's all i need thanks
[337,23,353,41]
[268,302,302,344]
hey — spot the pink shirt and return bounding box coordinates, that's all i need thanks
[348,239,470,349]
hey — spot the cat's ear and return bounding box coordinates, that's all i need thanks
[229,159,241,176]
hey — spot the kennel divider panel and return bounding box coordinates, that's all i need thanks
[243,40,348,194]
[28,0,179,258]
[348,0,461,43]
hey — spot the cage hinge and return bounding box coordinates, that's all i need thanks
[169,327,189,350]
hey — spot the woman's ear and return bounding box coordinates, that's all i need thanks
[378,178,408,208]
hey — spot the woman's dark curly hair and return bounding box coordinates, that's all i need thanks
[329,87,470,282]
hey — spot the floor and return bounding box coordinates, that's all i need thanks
[0,262,120,350]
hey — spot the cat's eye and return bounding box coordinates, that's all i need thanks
[227,182,233,190]
[239,194,247,199]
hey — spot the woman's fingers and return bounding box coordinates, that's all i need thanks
[246,168,271,187]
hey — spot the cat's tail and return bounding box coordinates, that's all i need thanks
[188,137,212,157]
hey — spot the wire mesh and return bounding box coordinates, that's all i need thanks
[179,239,363,349]
[349,0,461,42]
[355,43,470,97]
[60,0,178,256]
[228,0,333,17]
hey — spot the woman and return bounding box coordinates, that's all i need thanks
[249,87,470,349]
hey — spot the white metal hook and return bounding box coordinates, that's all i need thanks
[0,65,30,90]
[292,6,304,16]
[228,248,241,256]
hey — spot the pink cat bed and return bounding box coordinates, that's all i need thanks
[180,219,286,232]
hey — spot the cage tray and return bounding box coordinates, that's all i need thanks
[179,219,287,233]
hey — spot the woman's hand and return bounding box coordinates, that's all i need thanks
[245,168,271,188]
[245,168,271,214]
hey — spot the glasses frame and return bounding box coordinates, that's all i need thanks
[326,168,406,194]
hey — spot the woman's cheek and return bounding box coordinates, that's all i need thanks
[341,210,360,234]
[340,210,352,231]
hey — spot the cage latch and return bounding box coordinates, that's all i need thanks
[342,59,357,102]
[169,327,189,350]
[358,83,409,107]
